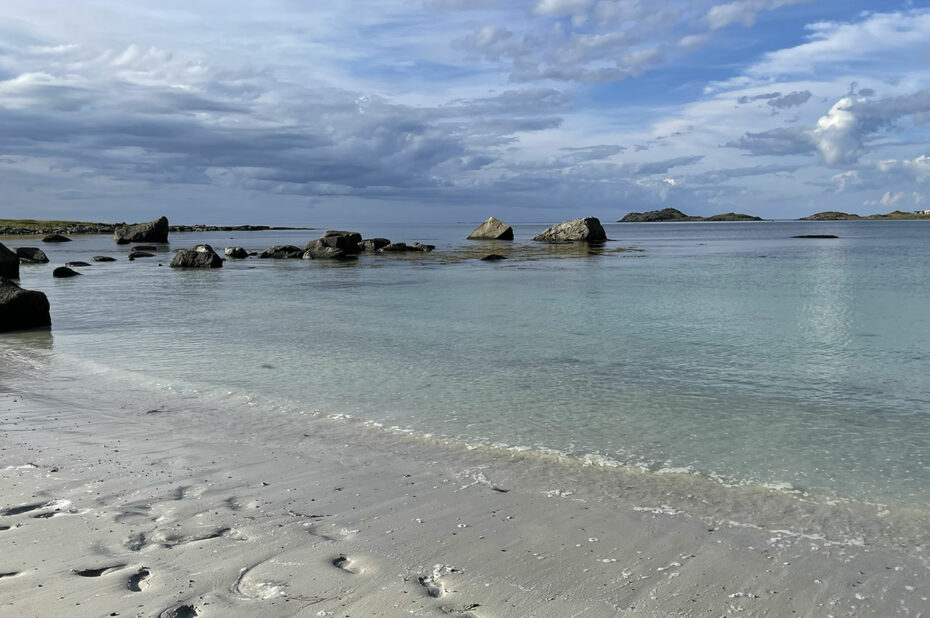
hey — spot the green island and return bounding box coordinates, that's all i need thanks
[618,208,763,222]
[800,210,930,220]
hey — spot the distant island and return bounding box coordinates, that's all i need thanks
[618,208,763,222]
[0,219,314,236]
[800,210,930,220]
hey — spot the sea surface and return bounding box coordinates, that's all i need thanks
[2,220,929,519]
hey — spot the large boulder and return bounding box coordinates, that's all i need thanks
[170,244,223,268]
[53,266,81,278]
[0,242,19,279]
[303,240,348,259]
[114,216,169,245]
[224,246,249,259]
[309,231,362,254]
[42,234,71,243]
[533,217,607,243]
[468,217,514,240]
[0,277,51,332]
[258,245,304,259]
[15,247,49,264]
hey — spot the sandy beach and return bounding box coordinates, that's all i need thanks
[1,362,927,618]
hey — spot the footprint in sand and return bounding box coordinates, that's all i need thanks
[418,565,461,599]
[159,603,198,618]
[124,532,147,551]
[74,564,127,577]
[2,499,71,517]
[331,554,364,574]
[0,572,21,580]
[232,562,287,601]
[306,524,359,542]
[441,604,483,618]
[127,567,151,592]
[152,526,246,548]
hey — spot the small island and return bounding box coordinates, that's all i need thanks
[800,210,930,220]
[618,208,763,222]
[0,219,314,236]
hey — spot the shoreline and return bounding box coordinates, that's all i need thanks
[1,352,927,616]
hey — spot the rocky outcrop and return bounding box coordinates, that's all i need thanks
[534,217,607,243]
[92,256,117,262]
[302,240,350,259]
[170,244,223,268]
[114,216,169,245]
[702,212,763,221]
[258,245,304,259]
[224,247,249,259]
[619,208,761,222]
[0,277,51,332]
[800,211,860,221]
[480,254,507,261]
[16,248,49,264]
[468,217,514,240]
[43,234,71,243]
[359,238,391,252]
[53,266,81,278]
[0,242,19,279]
[379,242,435,253]
[308,231,362,254]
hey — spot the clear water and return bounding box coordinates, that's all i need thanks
[3,220,929,510]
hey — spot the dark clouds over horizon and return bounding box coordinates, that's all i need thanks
[1,1,929,223]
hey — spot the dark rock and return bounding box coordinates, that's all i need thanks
[224,247,249,259]
[302,240,347,259]
[170,244,223,268]
[480,254,507,261]
[0,277,51,332]
[309,231,362,254]
[379,243,409,252]
[468,217,514,240]
[53,266,81,278]
[114,216,169,244]
[410,242,435,252]
[0,243,20,279]
[92,256,117,262]
[258,245,304,259]
[42,234,72,243]
[359,238,391,251]
[534,217,607,243]
[132,245,158,251]
[793,234,839,239]
[128,251,155,259]
[15,247,49,264]
[65,261,91,267]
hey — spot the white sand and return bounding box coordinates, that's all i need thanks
[1,381,928,617]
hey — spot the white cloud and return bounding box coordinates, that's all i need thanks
[707,0,809,30]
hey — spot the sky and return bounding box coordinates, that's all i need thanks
[1,0,930,224]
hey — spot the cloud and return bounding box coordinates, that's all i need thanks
[707,0,810,30]
[863,191,907,208]
[768,90,812,109]
[876,154,930,182]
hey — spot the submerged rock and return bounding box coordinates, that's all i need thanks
[793,234,839,239]
[170,244,223,268]
[42,234,71,243]
[114,216,169,244]
[65,261,91,267]
[0,242,19,279]
[128,250,155,259]
[480,254,507,261]
[132,245,158,251]
[16,247,49,264]
[258,245,304,259]
[224,246,249,259]
[92,256,117,262]
[468,217,514,240]
[378,242,435,253]
[534,217,607,243]
[53,266,81,278]
[0,277,51,332]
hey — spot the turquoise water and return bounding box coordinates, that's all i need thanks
[3,220,929,508]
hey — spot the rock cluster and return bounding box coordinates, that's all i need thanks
[0,277,51,332]
[534,218,606,243]
[114,217,169,245]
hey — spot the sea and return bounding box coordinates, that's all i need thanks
[2,220,929,551]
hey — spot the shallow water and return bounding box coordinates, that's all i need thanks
[2,220,929,511]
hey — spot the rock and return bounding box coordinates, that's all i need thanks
[258,245,304,259]
[53,266,81,278]
[359,238,391,251]
[309,231,362,254]
[16,247,50,264]
[468,217,514,240]
[42,234,72,243]
[793,234,839,239]
[128,251,155,259]
[132,245,158,251]
[302,240,348,259]
[534,217,607,243]
[170,244,223,268]
[0,277,51,332]
[480,254,507,261]
[379,243,409,252]
[92,256,117,262]
[65,261,91,267]
[224,247,249,259]
[410,242,435,252]
[114,216,169,244]
[0,242,20,279]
